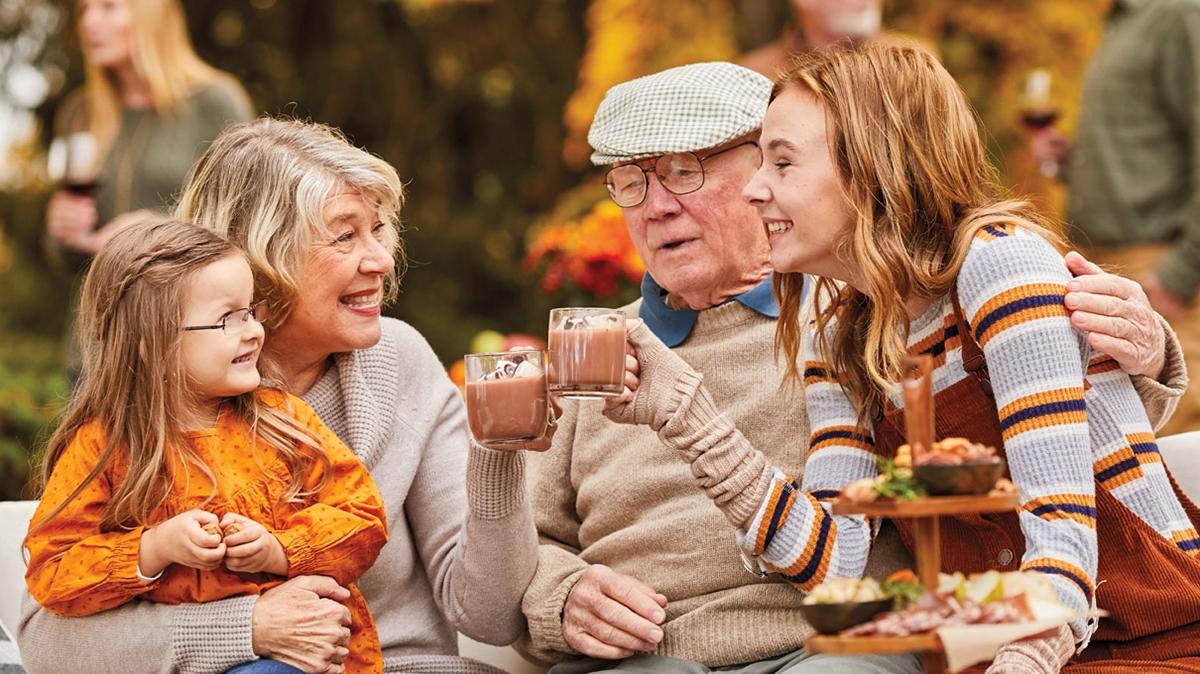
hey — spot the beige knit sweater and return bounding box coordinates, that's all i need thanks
[18,318,537,674]
[519,300,913,667]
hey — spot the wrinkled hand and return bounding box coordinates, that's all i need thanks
[603,320,700,431]
[480,397,563,452]
[1139,271,1191,323]
[562,564,668,660]
[252,576,353,674]
[1064,251,1165,380]
[45,191,98,250]
[985,624,1074,674]
[221,512,289,575]
[139,509,225,576]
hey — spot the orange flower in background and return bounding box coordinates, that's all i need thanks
[525,199,645,300]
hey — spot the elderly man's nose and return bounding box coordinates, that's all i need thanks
[643,174,682,218]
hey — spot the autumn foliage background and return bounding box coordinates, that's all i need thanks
[0,0,1110,497]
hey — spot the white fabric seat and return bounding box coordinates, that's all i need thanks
[1160,430,1200,502]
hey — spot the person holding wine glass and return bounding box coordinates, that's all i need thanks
[45,0,252,385]
[1028,0,1200,435]
[45,0,251,257]
[1018,68,1062,178]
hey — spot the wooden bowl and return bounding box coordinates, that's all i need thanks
[914,459,1005,496]
[798,598,894,635]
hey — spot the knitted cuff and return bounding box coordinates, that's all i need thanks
[522,564,587,661]
[466,441,527,521]
[171,594,259,674]
[1133,315,1188,433]
[660,380,774,529]
[987,624,1074,674]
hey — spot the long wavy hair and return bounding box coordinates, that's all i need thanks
[772,44,1062,422]
[27,220,328,541]
[74,0,245,155]
[174,118,407,336]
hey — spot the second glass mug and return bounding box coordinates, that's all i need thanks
[464,349,551,445]
[547,307,626,399]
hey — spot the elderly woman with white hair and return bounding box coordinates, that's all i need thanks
[18,118,541,674]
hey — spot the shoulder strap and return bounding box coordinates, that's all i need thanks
[951,290,993,397]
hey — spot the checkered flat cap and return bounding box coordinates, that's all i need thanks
[588,62,772,166]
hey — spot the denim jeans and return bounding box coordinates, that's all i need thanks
[224,660,306,674]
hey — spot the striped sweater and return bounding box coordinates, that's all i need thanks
[740,225,1199,645]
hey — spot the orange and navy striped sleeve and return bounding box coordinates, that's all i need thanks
[958,226,1097,641]
[736,332,876,591]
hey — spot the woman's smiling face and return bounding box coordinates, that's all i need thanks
[741,87,857,283]
[270,191,396,360]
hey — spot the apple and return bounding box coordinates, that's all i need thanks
[470,329,507,354]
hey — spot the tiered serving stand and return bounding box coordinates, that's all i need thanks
[805,355,1020,673]
[804,493,1019,673]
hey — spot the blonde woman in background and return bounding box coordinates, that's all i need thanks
[45,0,252,385]
[46,0,252,255]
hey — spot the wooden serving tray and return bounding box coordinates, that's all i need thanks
[806,632,941,655]
[831,493,1019,517]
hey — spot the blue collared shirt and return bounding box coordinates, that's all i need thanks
[638,273,787,347]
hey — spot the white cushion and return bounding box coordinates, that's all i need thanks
[457,635,548,674]
[1160,431,1200,503]
[0,501,36,637]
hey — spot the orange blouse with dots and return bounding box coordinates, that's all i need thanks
[24,390,388,673]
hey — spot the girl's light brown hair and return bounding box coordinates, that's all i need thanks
[72,0,247,156]
[28,219,328,539]
[174,118,406,334]
[772,44,1062,422]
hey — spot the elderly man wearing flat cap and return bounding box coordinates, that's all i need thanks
[518,62,1187,674]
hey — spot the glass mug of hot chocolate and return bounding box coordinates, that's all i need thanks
[464,349,551,445]
[547,307,626,399]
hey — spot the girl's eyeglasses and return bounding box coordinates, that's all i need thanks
[183,301,267,337]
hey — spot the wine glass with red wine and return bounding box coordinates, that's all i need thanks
[1019,69,1062,178]
[47,131,100,197]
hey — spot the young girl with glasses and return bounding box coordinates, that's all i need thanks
[23,219,388,674]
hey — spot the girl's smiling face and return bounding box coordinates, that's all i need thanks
[741,87,858,284]
[180,253,264,420]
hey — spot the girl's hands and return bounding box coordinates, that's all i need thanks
[221,512,289,576]
[139,509,226,577]
[138,510,289,578]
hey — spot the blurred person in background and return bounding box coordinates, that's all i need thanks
[45,0,252,383]
[1031,0,1200,434]
[740,0,930,78]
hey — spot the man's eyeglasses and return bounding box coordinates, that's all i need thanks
[604,140,759,208]
[183,301,267,337]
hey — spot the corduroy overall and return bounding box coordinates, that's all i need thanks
[872,299,1200,672]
